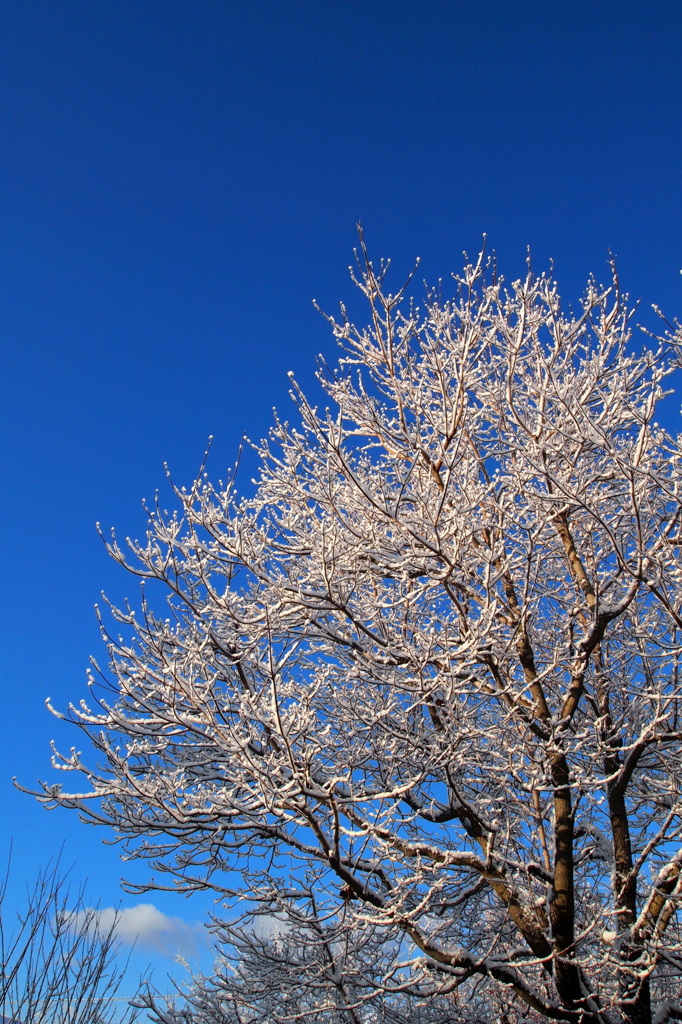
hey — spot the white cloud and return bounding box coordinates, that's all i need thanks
[66,903,204,957]
[251,911,291,941]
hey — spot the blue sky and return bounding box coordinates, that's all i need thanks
[1,0,681,999]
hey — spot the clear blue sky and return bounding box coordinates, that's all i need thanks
[1,0,681,995]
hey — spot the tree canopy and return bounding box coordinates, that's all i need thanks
[38,242,682,1023]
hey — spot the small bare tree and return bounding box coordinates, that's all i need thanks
[0,855,141,1024]
[35,240,682,1022]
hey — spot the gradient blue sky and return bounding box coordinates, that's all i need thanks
[1,0,681,996]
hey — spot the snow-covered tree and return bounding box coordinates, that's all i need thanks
[138,908,467,1024]
[37,240,682,1022]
